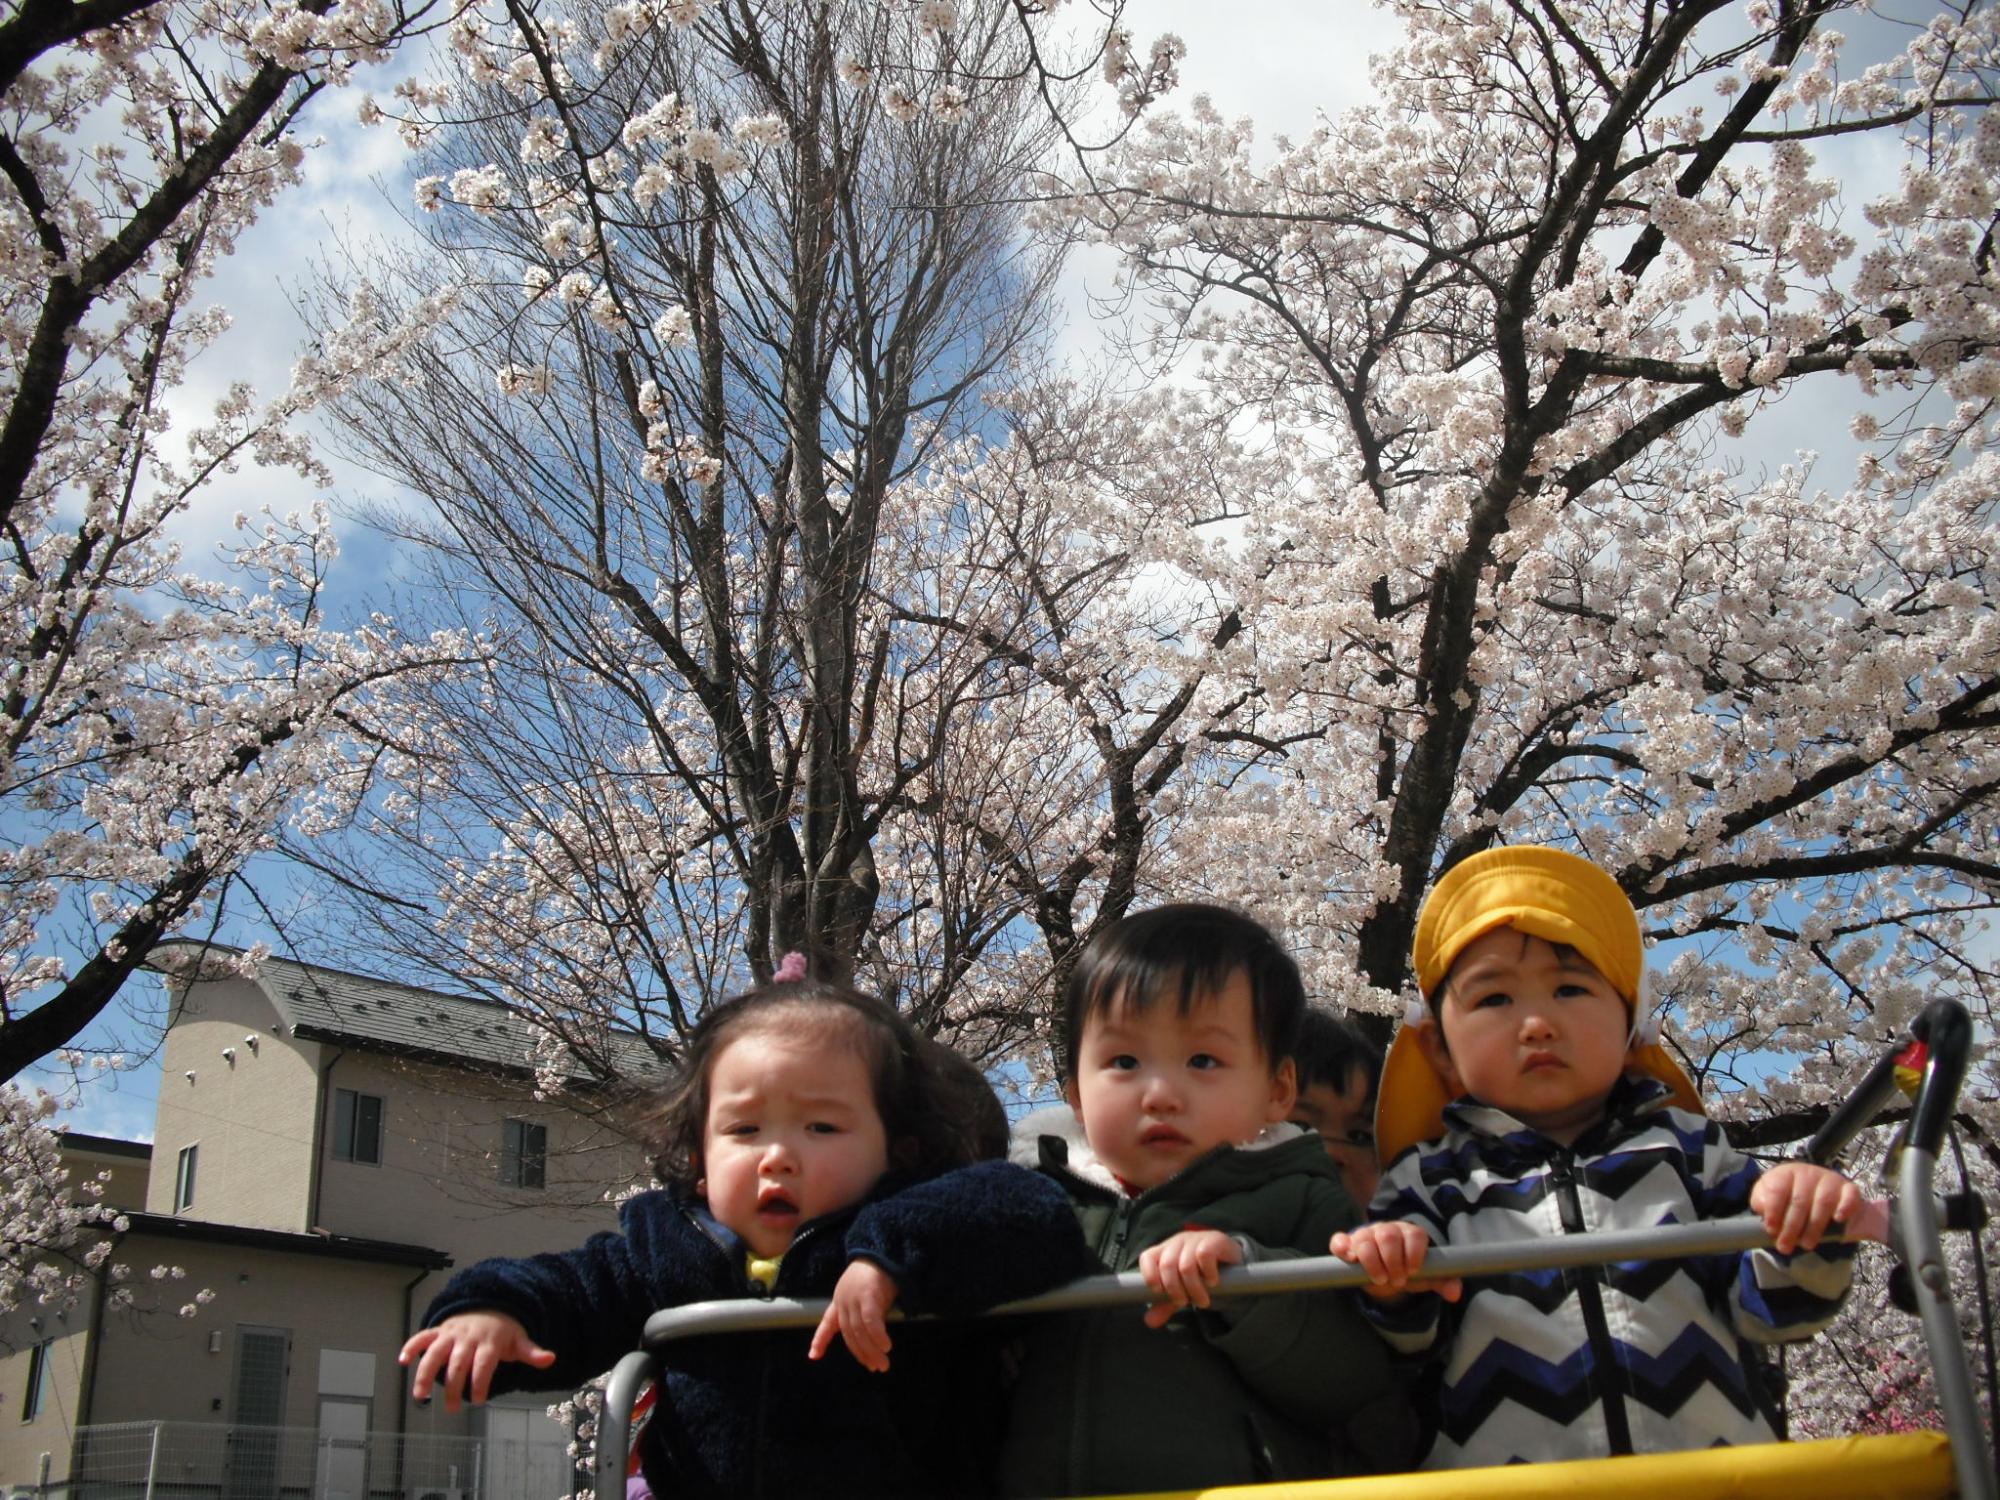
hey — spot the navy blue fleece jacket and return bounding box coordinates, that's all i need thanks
[422,1160,1089,1499]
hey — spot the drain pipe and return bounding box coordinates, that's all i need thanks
[396,1262,435,1498]
[307,1045,344,1230]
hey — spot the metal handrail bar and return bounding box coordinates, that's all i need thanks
[1801,998,1991,1500]
[594,1222,1897,1500]
[627,1217,1826,1347]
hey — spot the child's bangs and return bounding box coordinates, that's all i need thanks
[1086,951,1248,1025]
[743,997,902,1109]
[1062,902,1304,1074]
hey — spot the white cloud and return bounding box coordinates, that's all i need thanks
[1049,4,1406,371]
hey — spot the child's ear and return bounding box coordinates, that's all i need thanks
[1063,1076,1082,1117]
[1623,1004,1653,1070]
[1265,1056,1298,1122]
[1414,1021,1466,1099]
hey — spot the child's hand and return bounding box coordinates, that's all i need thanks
[1330,1222,1462,1303]
[1850,1195,1892,1245]
[1751,1162,1863,1254]
[810,1259,900,1372]
[1139,1229,1242,1329]
[399,1311,556,1412]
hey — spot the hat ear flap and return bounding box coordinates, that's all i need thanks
[1376,1010,1461,1165]
[1623,976,1704,1115]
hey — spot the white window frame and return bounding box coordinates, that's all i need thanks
[174,1143,198,1211]
[332,1088,383,1166]
[21,1339,51,1421]
[501,1118,547,1190]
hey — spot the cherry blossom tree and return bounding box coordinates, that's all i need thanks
[0,1084,121,1318]
[1005,0,2000,1118]
[0,0,485,1315]
[306,0,2000,1105]
[1014,0,2000,1437]
[300,0,1110,1067]
[0,0,483,1085]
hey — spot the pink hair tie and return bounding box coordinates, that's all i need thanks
[773,951,807,983]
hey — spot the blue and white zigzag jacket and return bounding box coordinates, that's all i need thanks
[1363,1075,1855,1468]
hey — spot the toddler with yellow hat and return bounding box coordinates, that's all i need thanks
[1330,845,1862,1467]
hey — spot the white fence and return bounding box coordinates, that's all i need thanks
[11,1421,578,1500]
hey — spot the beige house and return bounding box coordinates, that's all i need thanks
[1,944,664,1500]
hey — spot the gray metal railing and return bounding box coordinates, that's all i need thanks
[21,1421,490,1500]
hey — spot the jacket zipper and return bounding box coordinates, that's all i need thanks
[1550,1150,1633,1455]
[1050,1143,1240,1270]
[1040,1161,1146,1486]
[679,1203,835,1499]
[1102,1194,1138,1267]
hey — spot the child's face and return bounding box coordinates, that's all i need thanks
[1065,967,1296,1194]
[1291,1061,1379,1207]
[1418,925,1634,1146]
[700,1025,890,1258]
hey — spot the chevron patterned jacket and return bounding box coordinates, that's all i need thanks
[1363,1075,1856,1468]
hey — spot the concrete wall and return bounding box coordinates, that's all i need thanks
[79,1235,425,1439]
[315,1051,652,1355]
[0,1309,91,1491]
[60,1142,150,1214]
[150,979,320,1232]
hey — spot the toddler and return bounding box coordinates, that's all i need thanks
[402,978,1085,1499]
[999,903,1393,1495]
[1289,1005,1384,1207]
[1333,845,1861,1467]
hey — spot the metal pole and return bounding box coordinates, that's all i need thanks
[142,1420,160,1500]
[632,1217,1798,1349]
[1896,1144,1997,1500]
[595,1351,657,1500]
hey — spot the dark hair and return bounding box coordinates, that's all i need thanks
[920,1038,1010,1161]
[1294,1007,1384,1095]
[1060,903,1305,1081]
[649,980,992,1186]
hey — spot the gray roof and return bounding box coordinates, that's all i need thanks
[57,1132,152,1160]
[150,941,670,1087]
[120,1211,451,1269]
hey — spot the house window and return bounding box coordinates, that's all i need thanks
[21,1340,51,1421]
[332,1089,383,1165]
[174,1144,198,1211]
[501,1119,546,1190]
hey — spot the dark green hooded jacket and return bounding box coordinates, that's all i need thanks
[998,1128,1400,1497]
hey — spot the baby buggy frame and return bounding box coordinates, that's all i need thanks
[595,998,1994,1499]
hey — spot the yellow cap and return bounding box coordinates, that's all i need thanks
[1377,845,1701,1163]
[1413,845,1642,1004]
